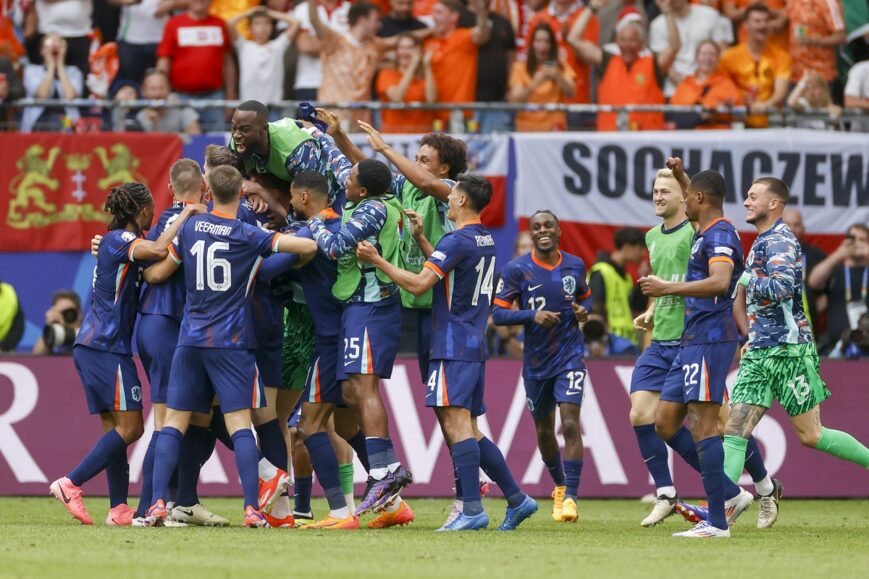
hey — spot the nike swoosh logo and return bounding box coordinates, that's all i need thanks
[643,456,656,463]
[566,391,581,396]
[175,508,193,517]
[59,487,71,504]
[344,360,354,366]
[528,284,543,291]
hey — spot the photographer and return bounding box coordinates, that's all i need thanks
[583,313,640,358]
[808,224,869,354]
[33,289,82,355]
[830,313,869,360]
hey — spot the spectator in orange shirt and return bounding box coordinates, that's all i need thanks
[787,0,846,83]
[570,4,675,131]
[375,33,438,133]
[530,0,599,127]
[0,15,25,64]
[309,0,393,129]
[670,39,744,129]
[425,0,492,123]
[722,0,788,53]
[719,3,790,127]
[508,21,575,131]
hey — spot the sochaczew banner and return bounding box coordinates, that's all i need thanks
[0,133,183,253]
[348,132,510,227]
[1,357,867,498]
[514,129,869,266]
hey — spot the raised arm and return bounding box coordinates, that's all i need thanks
[566,2,603,66]
[307,0,335,43]
[316,108,367,164]
[357,121,451,202]
[469,0,492,46]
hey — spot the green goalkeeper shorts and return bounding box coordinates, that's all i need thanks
[731,342,830,417]
[280,301,315,391]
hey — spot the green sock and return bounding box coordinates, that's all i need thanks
[815,428,869,467]
[339,463,354,496]
[723,435,749,484]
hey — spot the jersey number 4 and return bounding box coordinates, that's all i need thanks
[190,240,231,291]
[472,257,495,306]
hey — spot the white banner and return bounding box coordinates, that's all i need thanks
[348,132,510,177]
[514,129,869,234]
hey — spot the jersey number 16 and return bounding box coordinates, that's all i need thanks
[190,240,231,292]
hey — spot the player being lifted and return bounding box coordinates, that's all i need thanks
[51,183,202,526]
[307,159,413,515]
[492,210,591,523]
[318,110,488,519]
[258,171,363,529]
[722,178,869,489]
[639,167,750,538]
[141,166,317,527]
[630,165,775,529]
[357,174,538,531]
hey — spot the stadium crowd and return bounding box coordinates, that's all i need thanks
[0,0,866,132]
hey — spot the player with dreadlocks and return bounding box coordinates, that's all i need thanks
[492,209,593,524]
[50,183,203,526]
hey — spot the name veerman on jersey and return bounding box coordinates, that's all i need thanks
[194,221,234,236]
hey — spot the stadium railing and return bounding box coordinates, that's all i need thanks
[3,99,867,133]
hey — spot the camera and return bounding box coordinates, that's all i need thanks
[43,307,79,349]
[583,318,606,342]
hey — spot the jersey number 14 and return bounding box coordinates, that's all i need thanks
[472,257,495,306]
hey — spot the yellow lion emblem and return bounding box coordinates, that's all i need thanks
[94,143,146,190]
[8,144,61,220]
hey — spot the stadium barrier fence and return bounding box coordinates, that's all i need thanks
[0,356,866,498]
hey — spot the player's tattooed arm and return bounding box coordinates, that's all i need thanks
[356,240,439,296]
[404,210,434,258]
[723,403,767,438]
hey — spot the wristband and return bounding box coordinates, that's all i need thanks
[737,271,751,287]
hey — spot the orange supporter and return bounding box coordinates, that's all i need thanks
[727,0,789,53]
[525,7,599,104]
[413,0,438,18]
[375,68,438,133]
[670,71,744,129]
[719,42,791,127]
[425,27,478,119]
[787,0,845,82]
[0,17,24,61]
[597,54,665,131]
[509,60,575,131]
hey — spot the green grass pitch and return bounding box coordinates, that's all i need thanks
[1,497,866,578]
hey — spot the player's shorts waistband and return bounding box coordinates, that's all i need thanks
[652,340,681,347]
